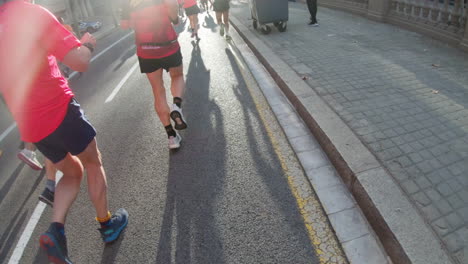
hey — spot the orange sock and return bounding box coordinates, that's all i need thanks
[96,211,111,227]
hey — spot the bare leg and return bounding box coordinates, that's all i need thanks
[51,154,84,223]
[216,11,222,25]
[45,159,57,181]
[147,69,171,126]
[189,14,199,36]
[222,11,229,36]
[25,142,36,151]
[76,139,109,219]
[169,65,185,99]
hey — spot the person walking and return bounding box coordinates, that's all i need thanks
[306,0,318,26]
[0,1,129,263]
[121,0,187,149]
[213,0,231,39]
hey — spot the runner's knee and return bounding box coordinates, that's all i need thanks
[77,140,103,168]
[170,67,183,79]
[56,155,84,179]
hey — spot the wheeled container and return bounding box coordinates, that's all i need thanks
[250,0,288,34]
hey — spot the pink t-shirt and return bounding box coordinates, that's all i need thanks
[183,0,197,8]
[122,0,180,59]
[0,1,81,142]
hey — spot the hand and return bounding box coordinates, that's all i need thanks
[80,33,96,47]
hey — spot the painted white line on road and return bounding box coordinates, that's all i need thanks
[105,62,139,103]
[8,171,63,264]
[68,31,134,81]
[4,30,134,264]
[8,203,46,264]
[69,71,78,80]
[91,31,133,63]
[0,123,17,144]
[68,32,134,81]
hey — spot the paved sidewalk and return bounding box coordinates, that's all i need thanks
[231,1,468,263]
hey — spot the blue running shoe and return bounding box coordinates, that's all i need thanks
[39,225,72,264]
[98,208,129,243]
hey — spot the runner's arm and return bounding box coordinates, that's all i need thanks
[37,6,94,72]
[165,0,179,23]
[61,33,95,72]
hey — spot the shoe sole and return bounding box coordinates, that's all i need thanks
[39,194,54,207]
[17,153,42,171]
[170,111,187,130]
[39,233,72,264]
[169,135,182,149]
[103,216,129,243]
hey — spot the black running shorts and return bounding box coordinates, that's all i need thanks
[214,0,229,12]
[138,48,183,73]
[185,4,200,16]
[35,98,96,163]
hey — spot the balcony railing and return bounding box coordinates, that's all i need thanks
[389,0,467,36]
[316,0,468,49]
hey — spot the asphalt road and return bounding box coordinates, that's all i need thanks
[0,12,321,264]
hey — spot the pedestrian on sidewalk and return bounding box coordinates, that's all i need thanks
[306,0,318,26]
[121,0,188,149]
[0,1,128,263]
[183,0,201,40]
[214,0,231,39]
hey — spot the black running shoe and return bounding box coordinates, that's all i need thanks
[98,208,129,243]
[39,225,72,264]
[39,188,54,207]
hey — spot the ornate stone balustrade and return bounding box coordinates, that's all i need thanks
[313,0,468,50]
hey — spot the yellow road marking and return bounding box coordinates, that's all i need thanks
[229,42,348,264]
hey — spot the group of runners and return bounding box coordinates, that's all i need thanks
[0,0,231,263]
[177,0,232,40]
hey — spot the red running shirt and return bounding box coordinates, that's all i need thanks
[122,0,180,59]
[0,1,80,142]
[183,0,197,8]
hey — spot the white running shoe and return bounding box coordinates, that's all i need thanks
[168,132,182,149]
[18,149,43,170]
[170,104,187,130]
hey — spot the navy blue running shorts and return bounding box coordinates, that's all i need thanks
[35,98,96,163]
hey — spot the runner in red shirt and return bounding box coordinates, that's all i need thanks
[0,1,128,263]
[121,0,187,149]
[183,0,201,40]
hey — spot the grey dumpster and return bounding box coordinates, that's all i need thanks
[250,0,288,34]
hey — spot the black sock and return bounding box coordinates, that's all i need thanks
[51,222,65,237]
[165,125,176,138]
[173,97,182,108]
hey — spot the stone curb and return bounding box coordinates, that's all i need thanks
[229,13,454,264]
[229,27,390,264]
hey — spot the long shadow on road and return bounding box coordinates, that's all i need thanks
[155,41,226,264]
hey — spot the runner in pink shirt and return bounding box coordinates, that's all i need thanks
[121,0,187,149]
[183,0,201,40]
[0,1,128,263]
